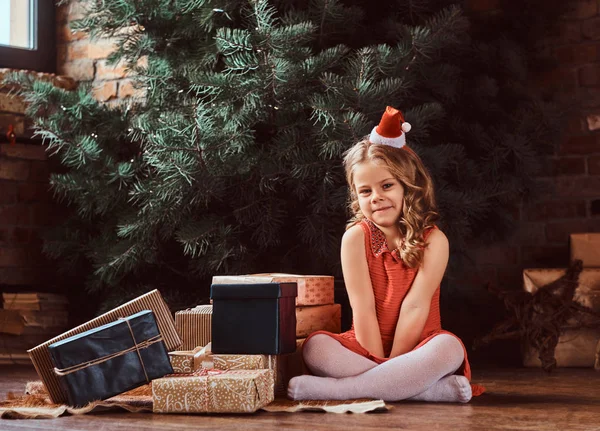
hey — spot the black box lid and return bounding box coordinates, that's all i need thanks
[210,282,297,300]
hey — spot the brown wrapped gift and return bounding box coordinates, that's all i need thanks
[570,233,600,268]
[212,274,334,306]
[169,343,285,396]
[523,268,600,310]
[27,289,181,404]
[175,305,212,350]
[168,347,204,374]
[283,338,308,385]
[152,369,274,414]
[522,328,600,368]
[296,304,341,338]
[206,347,283,396]
[522,269,600,367]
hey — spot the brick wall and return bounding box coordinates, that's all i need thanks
[459,1,600,301]
[56,1,141,103]
[0,0,138,293]
[0,71,75,289]
[0,69,75,289]
[0,143,54,286]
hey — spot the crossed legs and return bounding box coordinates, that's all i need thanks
[288,333,472,403]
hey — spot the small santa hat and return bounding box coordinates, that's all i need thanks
[369,106,412,149]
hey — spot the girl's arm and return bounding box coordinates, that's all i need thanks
[388,229,449,359]
[341,225,385,358]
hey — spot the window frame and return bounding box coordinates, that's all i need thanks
[0,0,56,73]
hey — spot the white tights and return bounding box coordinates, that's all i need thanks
[287,333,472,403]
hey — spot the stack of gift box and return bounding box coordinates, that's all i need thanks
[172,274,339,396]
[1,293,68,365]
[24,273,340,413]
[521,233,600,369]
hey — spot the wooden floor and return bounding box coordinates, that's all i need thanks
[1,365,599,430]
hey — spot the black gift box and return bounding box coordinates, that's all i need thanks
[48,310,173,407]
[210,282,297,354]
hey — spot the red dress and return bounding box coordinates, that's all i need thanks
[305,219,485,396]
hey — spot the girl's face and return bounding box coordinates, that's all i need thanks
[353,160,405,228]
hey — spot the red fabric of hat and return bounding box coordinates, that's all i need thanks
[369,106,411,149]
[375,106,404,138]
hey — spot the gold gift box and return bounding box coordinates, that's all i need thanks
[523,268,600,310]
[169,344,284,396]
[152,369,275,414]
[522,268,600,368]
[570,233,600,268]
[208,351,283,396]
[168,347,204,374]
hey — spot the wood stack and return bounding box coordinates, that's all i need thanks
[0,293,68,365]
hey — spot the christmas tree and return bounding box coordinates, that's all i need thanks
[5,0,566,310]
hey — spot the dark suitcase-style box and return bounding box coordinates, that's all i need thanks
[210,282,297,355]
[48,310,173,407]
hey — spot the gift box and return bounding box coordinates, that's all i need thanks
[175,305,212,350]
[570,233,600,268]
[212,274,334,306]
[152,369,275,414]
[168,347,204,374]
[49,310,173,407]
[28,289,181,404]
[523,268,600,310]
[522,268,600,367]
[170,343,285,395]
[522,328,600,368]
[283,338,308,385]
[296,304,341,338]
[210,283,297,354]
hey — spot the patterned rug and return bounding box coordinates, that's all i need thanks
[0,381,387,419]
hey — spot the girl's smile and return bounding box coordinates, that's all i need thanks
[373,206,393,213]
[353,160,405,243]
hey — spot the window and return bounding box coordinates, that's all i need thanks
[0,0,55,72]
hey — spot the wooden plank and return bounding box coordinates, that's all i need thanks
[1,366,600,430]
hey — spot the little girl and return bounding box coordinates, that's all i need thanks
[288,106,485,402]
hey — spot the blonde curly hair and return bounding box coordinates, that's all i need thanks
[343,139,440,268]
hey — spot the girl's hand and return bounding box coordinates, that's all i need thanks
[341,224,385,358]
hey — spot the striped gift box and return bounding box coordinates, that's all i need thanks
[27,289,181,404]
[175,305,212,350]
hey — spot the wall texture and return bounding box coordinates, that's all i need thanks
[0,71,74,288]
[460,0,600,300]
[56,1,142,102]
[2,1,599,309]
